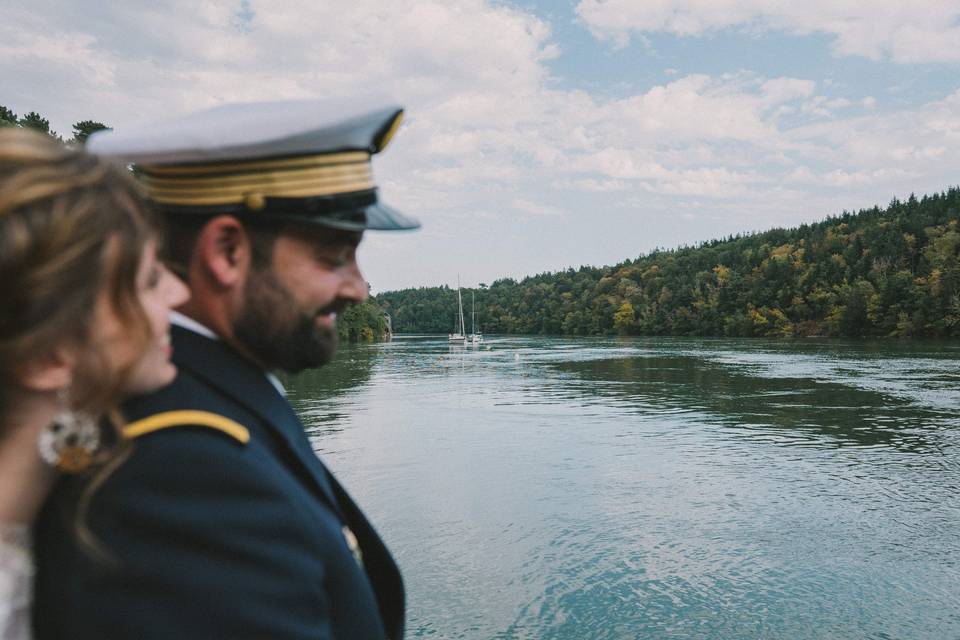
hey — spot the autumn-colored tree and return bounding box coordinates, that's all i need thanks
[613,301,635,335]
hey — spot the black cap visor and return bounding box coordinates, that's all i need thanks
[151,189,420,232]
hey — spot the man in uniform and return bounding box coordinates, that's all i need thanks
[34,97,418,639]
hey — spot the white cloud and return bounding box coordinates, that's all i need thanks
[2,0,559,131]
[575,0,960,63]
[800,96,853,117]
[785,166,914,187]
[782,89,960,170]
[511,198,564,218]
[759,78,817,107]
[552,178,629,192]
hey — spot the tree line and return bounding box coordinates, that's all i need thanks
[377,188,960,338]
[1,104,109,144]
[337,297,391,342]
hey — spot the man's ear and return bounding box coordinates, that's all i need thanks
[194,215,251,289]
[16,348,75,393]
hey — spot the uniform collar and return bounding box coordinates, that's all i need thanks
[169,311,285,396]
[168,325,338,510]
[170,310,218,340]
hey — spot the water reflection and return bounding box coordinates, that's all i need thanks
[551,353,957,452]
[283,336,960,640]
[282,344,379,440]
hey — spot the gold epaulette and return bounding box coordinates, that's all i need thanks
[123,410,250,444]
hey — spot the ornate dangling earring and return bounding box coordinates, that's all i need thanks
[37,389,101,473]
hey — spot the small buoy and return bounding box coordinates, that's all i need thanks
[514,353,521,361]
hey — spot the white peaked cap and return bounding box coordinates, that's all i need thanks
[87,95,420,232]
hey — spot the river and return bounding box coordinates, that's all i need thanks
[284,336,960,639]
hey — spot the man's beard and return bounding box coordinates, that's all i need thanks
[234,267,340,373]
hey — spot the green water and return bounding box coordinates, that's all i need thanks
[285,337,960,639]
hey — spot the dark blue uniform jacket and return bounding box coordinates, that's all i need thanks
[33,325,404,639]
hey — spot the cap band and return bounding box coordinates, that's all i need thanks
[139,151,375,207]
[148,188,377,229]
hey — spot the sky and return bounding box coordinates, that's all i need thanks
[5,0,960,291]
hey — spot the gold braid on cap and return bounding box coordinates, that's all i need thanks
[138,151,375,209]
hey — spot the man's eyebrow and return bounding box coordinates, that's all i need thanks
[316,231,362,247]
[286,224,363,247]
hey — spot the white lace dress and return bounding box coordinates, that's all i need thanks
[0,524,32,640]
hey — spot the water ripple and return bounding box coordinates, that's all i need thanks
[284,336,960,639]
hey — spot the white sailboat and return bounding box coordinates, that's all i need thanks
[448,278,467,343]
[468,290,483,345]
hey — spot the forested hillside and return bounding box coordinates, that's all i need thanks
[377,189,960,338]
[337,300,390,342]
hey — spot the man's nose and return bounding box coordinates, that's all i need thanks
[340,260,368,303]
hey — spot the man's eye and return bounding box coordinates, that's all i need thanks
[316,247,351,267]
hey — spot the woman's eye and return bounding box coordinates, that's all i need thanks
[144,266,161,290]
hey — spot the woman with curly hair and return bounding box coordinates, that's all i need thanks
[0,128,189,638]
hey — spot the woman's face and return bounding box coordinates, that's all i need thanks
[92,238,190,397]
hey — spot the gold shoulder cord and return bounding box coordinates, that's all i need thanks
[123,410,250,444]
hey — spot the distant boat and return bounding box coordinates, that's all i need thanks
[448,277,467,343]
[468,290,483,346]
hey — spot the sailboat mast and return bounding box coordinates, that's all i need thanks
[457,276,466,336]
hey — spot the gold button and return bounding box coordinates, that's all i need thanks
[244,191,266,211]
[342,526,364,568]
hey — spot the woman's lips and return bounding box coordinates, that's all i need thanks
[160,333,173,357]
